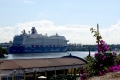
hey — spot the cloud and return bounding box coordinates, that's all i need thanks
[0,26,17,43]
[100,20,120,44]
[1,20,120,44]
[23,0,34,4]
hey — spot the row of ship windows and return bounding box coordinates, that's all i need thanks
[30,45,64,47]
[11,46,64,49]
[12,45,65,47]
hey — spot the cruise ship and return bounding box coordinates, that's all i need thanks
[8,27,69,53]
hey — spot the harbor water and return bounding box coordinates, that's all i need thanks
[2,51,96,60]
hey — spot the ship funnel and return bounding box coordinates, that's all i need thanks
[21,29,26,34]
[31,27,38,34]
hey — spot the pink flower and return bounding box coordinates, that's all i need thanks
[113,52,116,55]
[100,64,103,66]
[102,56,106,60]
[94,53,98,57]
[100,40,105,44]
[98,71,102,76]
[106,68,110,72]
[80,73,86,80]
[104,46,109,51]
[98,47,102,51]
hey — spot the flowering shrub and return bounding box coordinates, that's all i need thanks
[79,66,87,80]
[79,27,120,80]
[93,41,117,75]
[97,40,109,52]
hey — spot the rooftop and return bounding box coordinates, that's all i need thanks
[1,54,87,70]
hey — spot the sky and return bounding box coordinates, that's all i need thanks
[0,0,120,44]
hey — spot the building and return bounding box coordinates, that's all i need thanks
[0,54,87,80]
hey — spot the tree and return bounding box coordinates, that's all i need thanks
[0,46,8,58]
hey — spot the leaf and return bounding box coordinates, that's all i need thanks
[90,28,93,31]
[96,41,98,43]
[99,36,102,39]
[91,31,94,33]
[93,34,96,37]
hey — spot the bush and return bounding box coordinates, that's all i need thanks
[0,46,8,58]
[50,74,78,80]
[79,27,120,80]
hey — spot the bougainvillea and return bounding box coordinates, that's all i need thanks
[80,27,120,80]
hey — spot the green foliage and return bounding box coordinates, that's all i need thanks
[50,74,78,80]
[82,47,118,78]
[79,27,120,80]
[84,56,98,77]
[90,27,102,43]
[87,28,118,75]
[0,46,8,58]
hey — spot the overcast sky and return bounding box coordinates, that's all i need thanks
[0,0,120,44]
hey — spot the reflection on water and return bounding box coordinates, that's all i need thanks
[2,51,96,60]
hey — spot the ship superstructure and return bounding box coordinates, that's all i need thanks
[9,27,69,53]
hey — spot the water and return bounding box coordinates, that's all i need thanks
[2,51,96,60]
